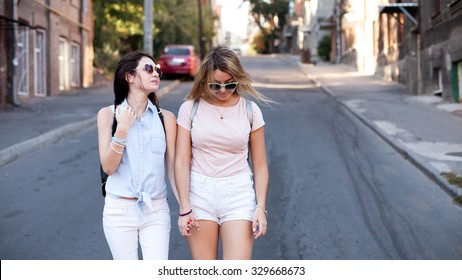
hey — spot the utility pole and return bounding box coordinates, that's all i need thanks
[12,0,20,106]
[197,0,206,60]
[335,0,342,64]
[143,0,153,54]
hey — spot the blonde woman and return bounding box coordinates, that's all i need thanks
[175,46,270,259]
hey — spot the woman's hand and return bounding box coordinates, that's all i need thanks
[252,206,268,239]
[178,211,200,237]
[115,104,136,131]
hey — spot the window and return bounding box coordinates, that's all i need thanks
[433,67,443,95]
[83,0,89,14]
[59,38,68,91]
[433,0,441,16]
[17,27,29,96]
[398,14,404,45]
[70,43,80,87]
[34,29,47,97]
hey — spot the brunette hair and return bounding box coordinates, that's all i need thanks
[113,50,159,107]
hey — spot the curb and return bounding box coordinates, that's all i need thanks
[0,79,181,167]
[294,62,462,201]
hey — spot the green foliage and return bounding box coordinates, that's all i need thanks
[442,172,462,188]
[252,30,272,54]
[318,35,331,61]
[245,0,289,54]
[93,0,214,74]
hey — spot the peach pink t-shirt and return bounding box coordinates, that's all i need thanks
[177,97,265,178]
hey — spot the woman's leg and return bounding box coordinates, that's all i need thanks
[187,220,219,259]
[139,199,171,260]
[220,220,254,260]
[103,197,139,260]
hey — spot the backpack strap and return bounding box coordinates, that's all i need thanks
[156,105,165,133]
[111,105,117,135]
[245,100,253,168]
[245,99,253,130]
[190,99,200,125]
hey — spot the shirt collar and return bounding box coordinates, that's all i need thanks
[121,98,157,114]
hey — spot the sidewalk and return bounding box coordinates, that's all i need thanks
[0,79,179,166]
[283,54,462,201]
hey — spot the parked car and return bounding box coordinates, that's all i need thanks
[158,45,200,79]
[231,47,242,55]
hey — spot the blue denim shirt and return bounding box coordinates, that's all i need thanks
[106,99,167,211]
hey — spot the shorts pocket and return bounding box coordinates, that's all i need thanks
[226,174,254,196]
[189,175,206,193]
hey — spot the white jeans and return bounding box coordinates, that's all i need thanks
[103,196,171,260]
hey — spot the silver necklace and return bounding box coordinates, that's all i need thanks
[215,98,233,119]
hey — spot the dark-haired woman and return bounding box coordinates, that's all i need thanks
[97,50,178,260]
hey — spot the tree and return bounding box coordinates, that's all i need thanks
[93,0,214,74]
[318,35,331,61]
[245,0,289,54]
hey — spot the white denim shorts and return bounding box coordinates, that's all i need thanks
[189,171,256,225]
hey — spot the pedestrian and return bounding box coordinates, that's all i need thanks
[97,50,178,260]
[175,46,271,259]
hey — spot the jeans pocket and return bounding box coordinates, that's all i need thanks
[103,198,128,217]
[145,199,170,214]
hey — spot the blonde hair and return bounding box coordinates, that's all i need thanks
[187,46,272,104]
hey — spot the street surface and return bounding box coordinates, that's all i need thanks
[1,55,461,259]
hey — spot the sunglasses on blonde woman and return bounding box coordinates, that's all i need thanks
[133,64,163,78]
[207,82,239,91]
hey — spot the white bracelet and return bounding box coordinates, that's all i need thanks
[111,140,126,148]
[110,142,124,155]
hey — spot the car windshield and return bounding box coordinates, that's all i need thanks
[165,48,190,55]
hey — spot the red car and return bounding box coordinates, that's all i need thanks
[158,45,200,79]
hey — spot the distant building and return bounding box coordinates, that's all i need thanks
[330,0,462,101]
[0,0,94,108]
[283,0,335,62]
[419,0,462,101]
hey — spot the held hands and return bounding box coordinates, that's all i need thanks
[115,104,136,130]
[178,210,200,237]
[252,206,268,240]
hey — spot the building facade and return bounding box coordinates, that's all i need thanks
[330,0,462,100]
[283,0,335,61]
[419,0,462,101]
[0,0,94,109]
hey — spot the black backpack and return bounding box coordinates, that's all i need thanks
[100,105,165,197]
